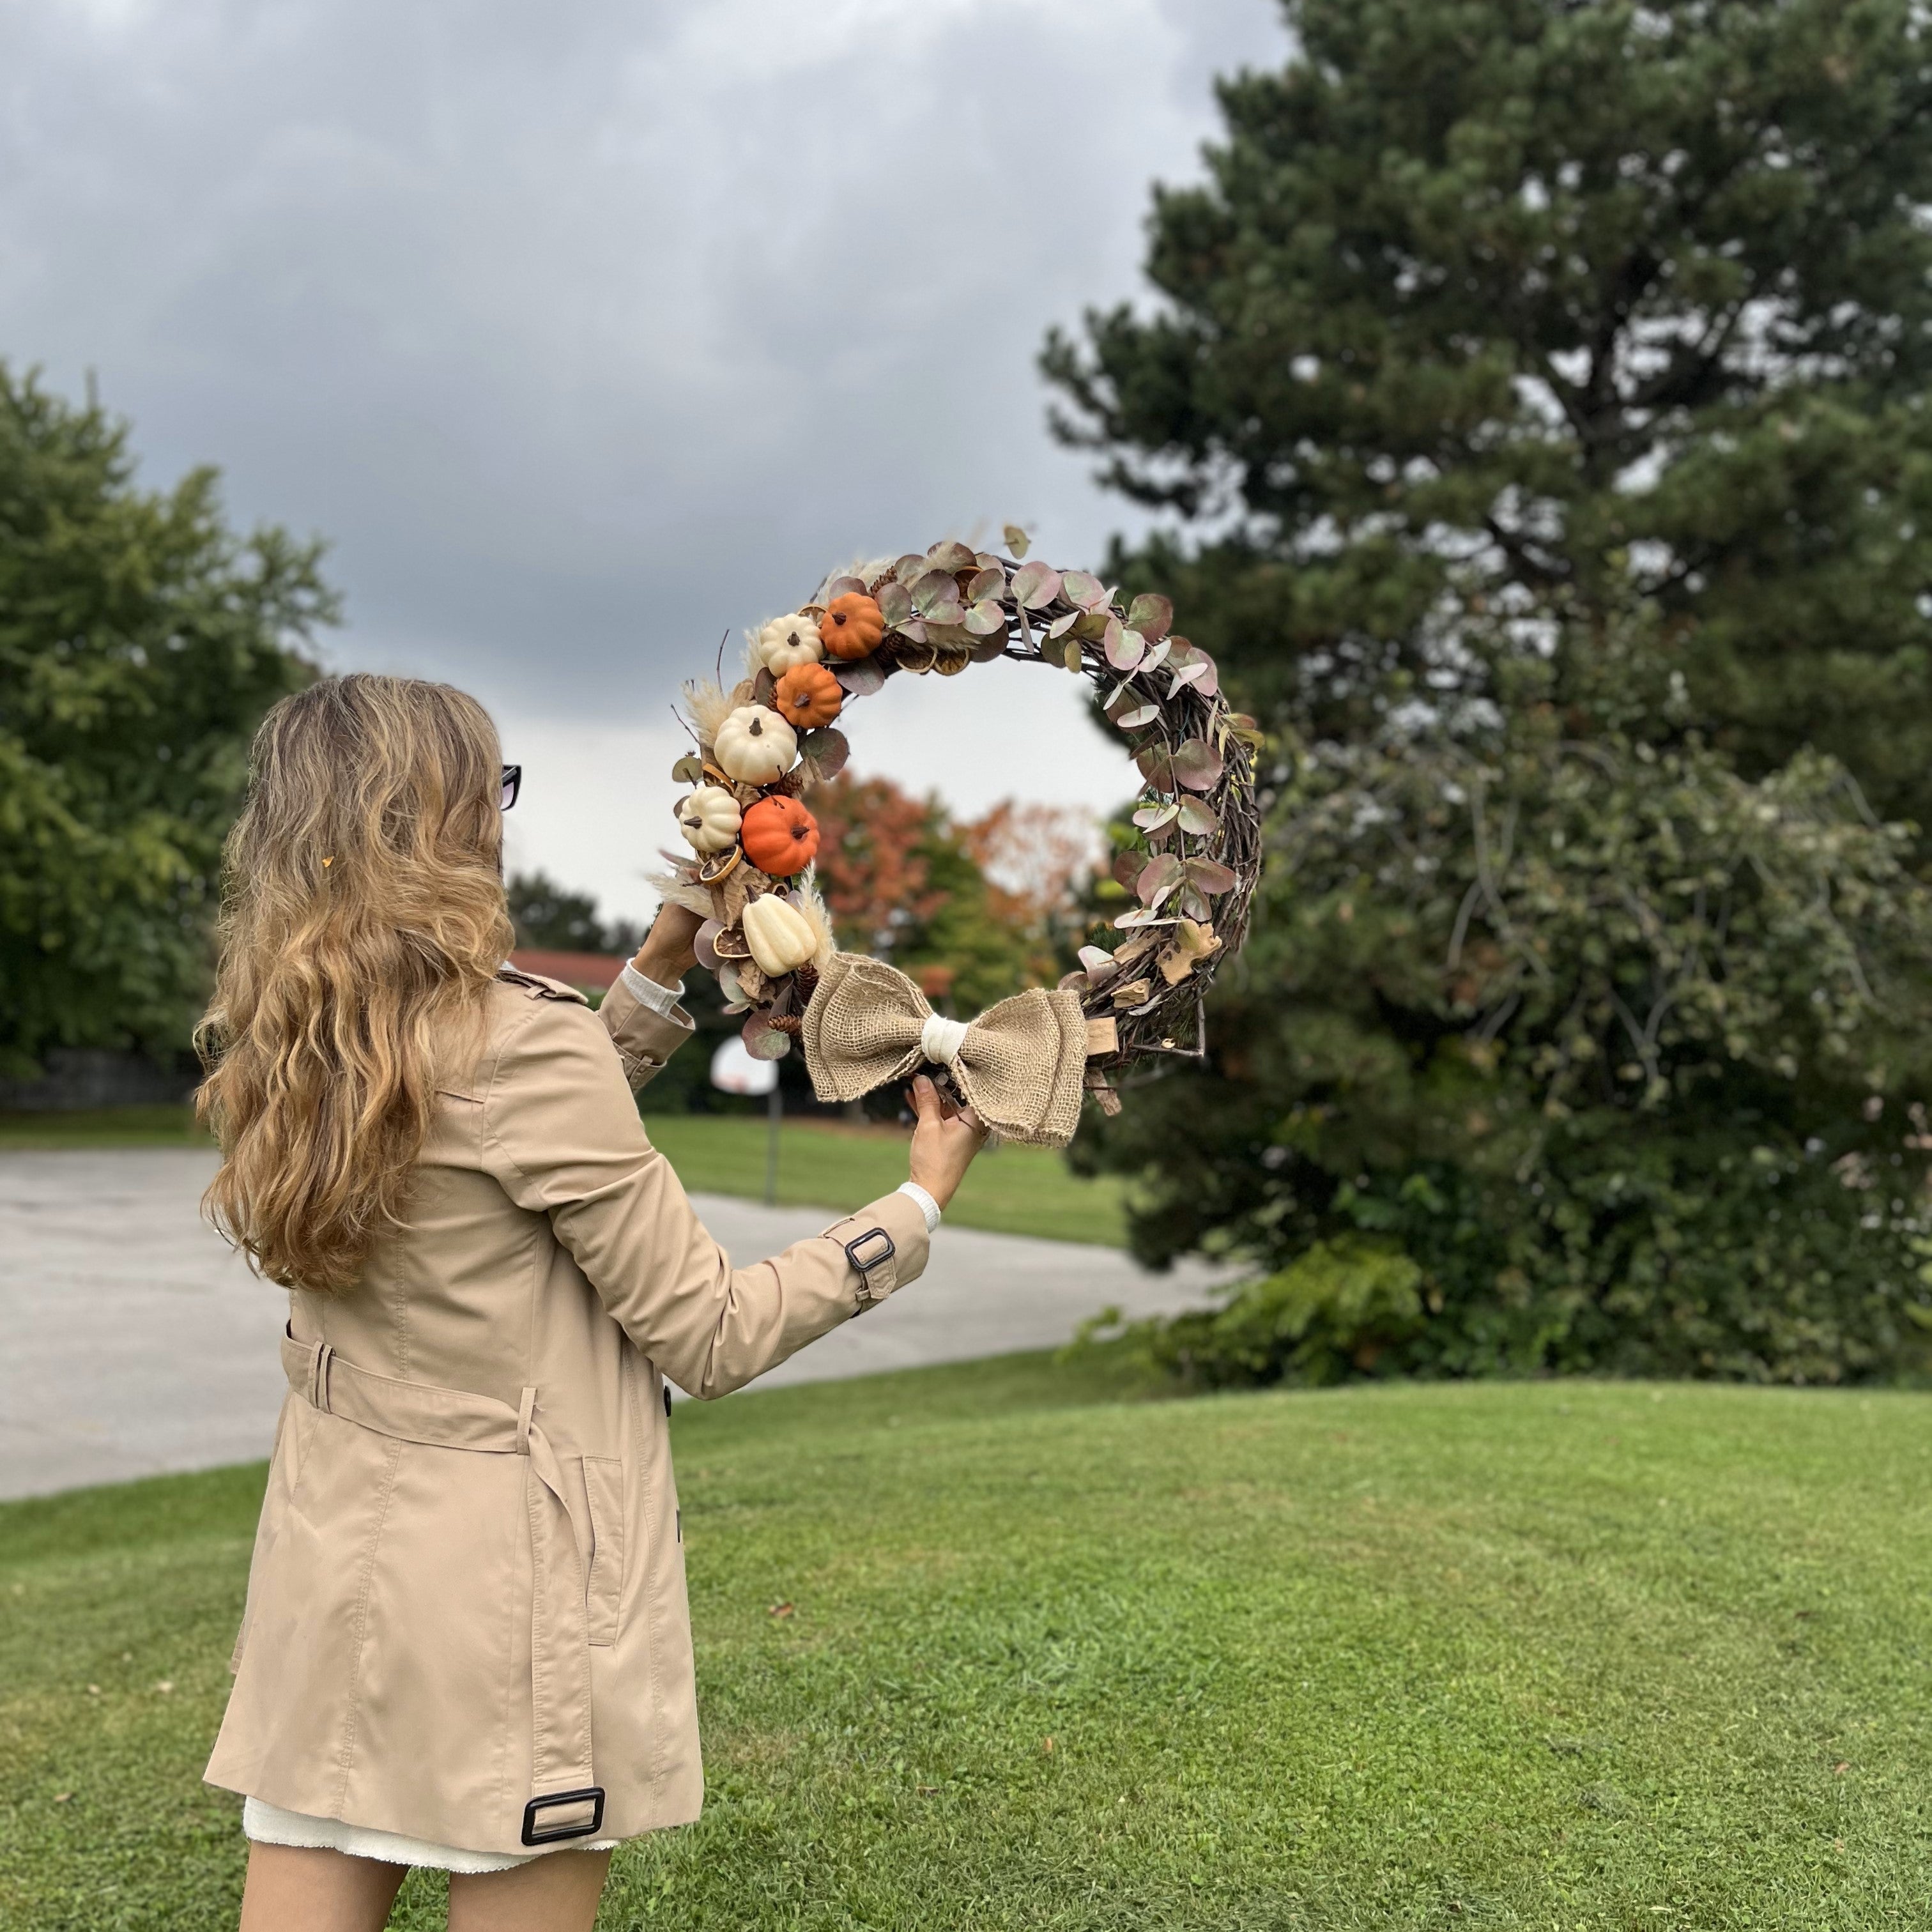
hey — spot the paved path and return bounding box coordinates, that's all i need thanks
[0,1149,1226,1499]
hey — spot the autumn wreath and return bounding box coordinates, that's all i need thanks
[652,526,1262,1145]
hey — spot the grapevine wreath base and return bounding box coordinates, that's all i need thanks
[650,526,1262,1146]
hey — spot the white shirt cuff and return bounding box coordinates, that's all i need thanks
[896,1181,941,1233]
[619,961,685,1018]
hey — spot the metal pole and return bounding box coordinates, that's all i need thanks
[764,1078,781,1206]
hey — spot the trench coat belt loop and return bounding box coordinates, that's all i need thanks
[279,1328,602,1841]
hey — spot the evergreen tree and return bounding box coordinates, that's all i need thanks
[1046,0,1932,1383]
[1046,0,1932,825]
[0,368,332,1075]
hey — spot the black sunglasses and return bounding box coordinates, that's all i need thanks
[500,764,522,811]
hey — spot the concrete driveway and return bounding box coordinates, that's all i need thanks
[0,1149,1227,1499]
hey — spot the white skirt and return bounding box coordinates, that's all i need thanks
[241,1795,619,1874]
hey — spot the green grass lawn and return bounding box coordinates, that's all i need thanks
[0,1107,1130,1246]
[639,1112,1128,1246]
[5,1358,1931,1929]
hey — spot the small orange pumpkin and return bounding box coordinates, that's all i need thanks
[772,661,844,730]
[741,795,820,877]
[818,592,885,660]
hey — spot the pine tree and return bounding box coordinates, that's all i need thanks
[1046,0,1932,1383]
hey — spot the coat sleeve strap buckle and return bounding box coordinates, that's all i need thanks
[521,1786,606,1846]
[843,1227,897,1312]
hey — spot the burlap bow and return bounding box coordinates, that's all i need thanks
[801,953,1088,1147]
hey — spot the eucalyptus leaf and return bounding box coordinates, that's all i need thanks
[1133,801,1180,829]
[1106,627,1148,672]
[893,554,928,585]
[1117,703,1160,730]
[1073,610,1112,641]
[1140,638,1172,675]
[1112,850,1146,892]
[1012,561,1062,610]
[799,726,850,777]
[832,657,887,697]
[1126,592,1174,641]
[1136,852,1184,907]
[1182,856,1238,897]
[910,570,958,617]
[822,574,866,601]
[926,539,977,572]
[1176,797,1221,838]
[1047,610,1080,638]
[877,580,914,627]
[1061,569,1105,610]
[965,567,1005,603]
[671,753,705,784]
[1003,523,1030,559]
[742,1015,792,1061]
[965,599,1008,636]
[1170,738,1225,792]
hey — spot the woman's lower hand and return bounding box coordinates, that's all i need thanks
[907,1073,989,1212]
[631,902,705,990]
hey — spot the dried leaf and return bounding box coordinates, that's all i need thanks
[1110,976,1153,1008]
[1003,523,1031,559]
[1077,944,1118,979]
[1012,561,1062,610]
[1125,592,1173,641]
[1170,738,1225,793]
[877,579,914,627]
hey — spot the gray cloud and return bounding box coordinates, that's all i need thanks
[2,0,1287,914]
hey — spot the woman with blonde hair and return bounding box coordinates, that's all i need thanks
[196,673,985,1931]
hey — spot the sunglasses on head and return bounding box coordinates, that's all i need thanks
[500,764,522,811]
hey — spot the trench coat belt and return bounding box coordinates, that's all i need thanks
[280,1329,604,1843]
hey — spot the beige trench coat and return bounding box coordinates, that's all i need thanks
[204,966,930,1856]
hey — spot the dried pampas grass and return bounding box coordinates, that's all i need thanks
[787,870,837,968]
[645,866,714,919]
[680,679,735,748]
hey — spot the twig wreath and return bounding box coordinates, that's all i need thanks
[652,526,1262,1146]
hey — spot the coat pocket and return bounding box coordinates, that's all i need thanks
[581,1455,625,1646]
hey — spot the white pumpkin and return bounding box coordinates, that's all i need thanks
[741,893,818,976]
[675,784,741,855]
[712,705,796,784]
[755,613,824,675]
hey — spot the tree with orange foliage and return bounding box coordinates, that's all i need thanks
[808,772,1097,1011]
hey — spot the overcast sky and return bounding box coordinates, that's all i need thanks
[2,0,1289,926]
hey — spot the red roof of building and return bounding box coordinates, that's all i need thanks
[509,948,627,992]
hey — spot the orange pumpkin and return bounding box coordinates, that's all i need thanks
[741,794,820,876]
[772,661,844,729]
[818,592,885,660]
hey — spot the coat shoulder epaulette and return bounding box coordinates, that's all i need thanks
[494,967,590,1006]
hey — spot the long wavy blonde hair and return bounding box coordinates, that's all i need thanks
[197,674,515,1292]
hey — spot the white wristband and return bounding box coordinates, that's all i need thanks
[896,1181,941,1233]
[620,961,686,1019]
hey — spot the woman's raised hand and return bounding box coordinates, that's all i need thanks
[906,1073,989,1213]
[631,902,705,990]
